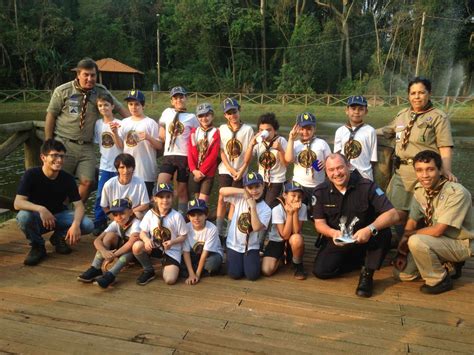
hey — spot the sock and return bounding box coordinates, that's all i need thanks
[216,218,225,236]
[292,257,302,265]
[134,252,154,272]
[109,253,134,276]
[178,202,187,215]
[91,252,104,269]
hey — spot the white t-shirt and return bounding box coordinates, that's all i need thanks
[218,123,254,175]
[334,124,377,180]
[292,138,331,188]
[100,176,149,210]
[120,116,159,182]
[268,203,308,242]
[94,118,123,172]
[159,108,199,156]
[252,136,288,183]
[225,195,271,253]
[183,221,224,258]
[104,218,141,241]
[140,209,187,263]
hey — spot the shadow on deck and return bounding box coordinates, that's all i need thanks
[0,219,472,354]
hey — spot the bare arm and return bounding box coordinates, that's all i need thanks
[114,233,140,256]
[117,106,130,118]
[352,208,399,244]
[219,187,244,197]
[14,194,55,230]
[44,112,57,140]
[439,146,457,182]
[195,249,209,279]
[66,200,86,245]
[314,218,341,240]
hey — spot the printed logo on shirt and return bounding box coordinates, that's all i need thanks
[168,120,184,136]
[237,212,253,234]
[192,241,205,255]
[101,132,115,148]
[226,138,242,160]
[259,151,276,170]
[152,226,172,248]
[344,140,362,159]
[297,149,317,168]
[125,130,139,147]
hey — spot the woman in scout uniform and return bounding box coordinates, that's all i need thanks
[381,77,456,224]
[220,172,271,280]
[215,98,254,239]
[285,112,331,208]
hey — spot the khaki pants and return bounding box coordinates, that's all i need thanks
[397,234,472,286]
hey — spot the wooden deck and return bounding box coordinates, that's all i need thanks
[0,219,472,354]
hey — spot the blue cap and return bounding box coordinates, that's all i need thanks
[222,97,240,113]
[347,95,367,107]
[108,198,132,213]
[243,171,264,187]
[170,86,187,97]
[155,183,173,195]
[187,198,208,214]
[284,181,304,193]
[125,89,145,103]
[196,103,213,116]
[296,112,316,127]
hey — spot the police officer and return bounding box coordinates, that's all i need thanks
[312,153,399,297]
[45,58,129,201]
[394,150,473,294]
[381,77,456,225]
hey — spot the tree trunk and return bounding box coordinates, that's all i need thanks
[261,0,267,91]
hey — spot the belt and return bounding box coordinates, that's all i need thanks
[400,158,414,165]
[57,136,91,145]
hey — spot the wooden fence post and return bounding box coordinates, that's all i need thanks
[24,129,42,169]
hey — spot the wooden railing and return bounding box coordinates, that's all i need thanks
[0,90,472,108]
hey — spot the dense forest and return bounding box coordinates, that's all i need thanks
[0,0,472,96]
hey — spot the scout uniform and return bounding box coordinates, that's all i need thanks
[382,105,453,210]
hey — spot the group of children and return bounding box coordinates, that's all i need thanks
[80,87,377,288]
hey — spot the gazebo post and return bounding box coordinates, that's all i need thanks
[133,75,136,89]
[99,72,103,84]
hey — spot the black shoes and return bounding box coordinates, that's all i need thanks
[77,266,103,283]
[293,262,307,280]
[420,274,453,295]
[451,261,465,280]
[95,272,116,288]
[136,270,156,285]
[51,234,72,254]
[24,245,47,266]
[356,267,374,298]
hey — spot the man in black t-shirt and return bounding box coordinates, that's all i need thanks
[14,139,93,265]
[312,153,399,297]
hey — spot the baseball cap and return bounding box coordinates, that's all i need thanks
[222,98,240,113]
[125,89,145,103]
[284,181,304,193]
[196,103,213,116]
[347,95,367,107]
[170,86,187,97]
[187,198,208,214]
[243,171,264,187]
[108,198,132,213]
[155,183,173,196]
[296,112,316,127]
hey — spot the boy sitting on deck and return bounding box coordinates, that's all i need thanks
[77,198,140,288]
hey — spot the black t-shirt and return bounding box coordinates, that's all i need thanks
[16,167,81,215]
[312,170,393,232]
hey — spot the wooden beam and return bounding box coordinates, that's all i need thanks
[24,130,42,169]
[0,131,29,161]
[0,121,33,134]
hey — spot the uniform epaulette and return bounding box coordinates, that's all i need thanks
[314,181,329,192]
[396,108,410,117]
[53,81,74,94]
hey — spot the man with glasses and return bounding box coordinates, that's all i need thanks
[14,139,93,266]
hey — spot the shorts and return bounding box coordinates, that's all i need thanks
[56,138,96,181]
[159,155,189,182]
[264,240,293,262]
[150,248,180,267]
[386,172,413,211]
[264,182,284,208]
[189,176,214,196]
[218,174,243,188]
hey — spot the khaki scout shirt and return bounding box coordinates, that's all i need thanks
[409,181,474,240]
[382,107,453,191]
[47,81,123,142]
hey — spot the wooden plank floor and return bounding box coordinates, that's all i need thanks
[0,219,473,354]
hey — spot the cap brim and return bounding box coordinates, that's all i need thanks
[155,189,173,196]
[107,207,127,214]
[298,121,316,127]
[187,207,208,214]
[224,106,239,113]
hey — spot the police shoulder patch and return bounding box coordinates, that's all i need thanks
[375,187,385,196]
[311,196,317,206]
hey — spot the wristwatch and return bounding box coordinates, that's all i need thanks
[368,224,378,236]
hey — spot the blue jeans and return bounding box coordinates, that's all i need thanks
[16,209,94,247]
[226,248,261,281]
[94,170,117,227]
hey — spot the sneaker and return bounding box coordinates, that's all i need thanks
[55,236,72,255]
[92,221,107,237]
[452,261,465,280]
[94,272,116,289]
[24,245,47,266]
[49,234,58,246]
[293,263,307,280]
[356,267,374,298]
[136,270,156,285]
[420,274,453,295]
[77,266,102,283]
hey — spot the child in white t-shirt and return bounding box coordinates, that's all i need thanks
[182,199,223,285]
[132,183,187,286]
[92,94,123,236]
[158,86,199,214]
[120,90,162,197]
[220,172,271,281]
[77,199,140,288]
[262,182,308,280]
[334,95,377,180]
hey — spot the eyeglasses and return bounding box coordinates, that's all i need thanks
[46,153,65,160]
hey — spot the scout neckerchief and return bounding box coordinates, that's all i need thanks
[275,196,290,265]
[424,177,447,227]
[259,135,279,184]
[73,79,92,130]
[343,123,365,159]
[244,203,252,255]
[227,121,242,162]
[151,207,172,247]
[300,137,317,177]
[197,126,213,168]
[401,101,434,150]
[118,215,135,241]
[168,107,187,152]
